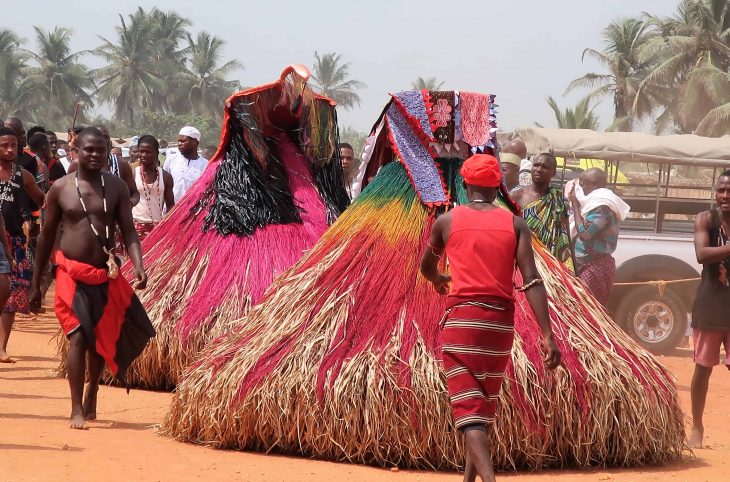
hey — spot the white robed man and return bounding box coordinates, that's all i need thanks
[163,126,208,203]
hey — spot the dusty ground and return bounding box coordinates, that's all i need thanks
[1,302,728,482]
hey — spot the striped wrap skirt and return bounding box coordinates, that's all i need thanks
[441,301,515,428]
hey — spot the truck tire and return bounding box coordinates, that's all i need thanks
[614,286,686,354]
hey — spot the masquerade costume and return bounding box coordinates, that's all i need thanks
[58,66,348,389]
[163,90,683,471]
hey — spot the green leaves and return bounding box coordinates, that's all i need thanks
[1,7,242,133]
[565,1,730,136]
[546,96,600,130]
[410,77,445,91]
[311,52,366,110]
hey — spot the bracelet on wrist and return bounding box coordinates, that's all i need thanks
[516,278,543,292]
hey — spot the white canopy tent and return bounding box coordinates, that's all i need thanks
[500,127,730,168]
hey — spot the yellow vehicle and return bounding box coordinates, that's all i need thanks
[555,156,629,184]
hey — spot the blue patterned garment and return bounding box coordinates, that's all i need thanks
[574,206,619,268]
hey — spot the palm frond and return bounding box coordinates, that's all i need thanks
[695,102,730,136]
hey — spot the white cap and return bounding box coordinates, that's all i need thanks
[178,126,201,142]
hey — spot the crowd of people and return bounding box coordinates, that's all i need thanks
[499,139,628,307]
[0,118,210,370]
[0,113,727,482]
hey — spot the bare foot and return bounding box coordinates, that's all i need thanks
[69,409,86,430]
[83,384,98,420]
[0,351,15,363]
[688,426,703,449]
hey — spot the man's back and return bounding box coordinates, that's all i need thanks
[574,205,619,262]
[444,205,516,306]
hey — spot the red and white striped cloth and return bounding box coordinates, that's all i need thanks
[442,301,515,428]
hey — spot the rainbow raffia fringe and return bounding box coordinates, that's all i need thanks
[161,91,684,470]
[56,65,349,390]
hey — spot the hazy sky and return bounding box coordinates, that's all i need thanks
[7,0,677,134]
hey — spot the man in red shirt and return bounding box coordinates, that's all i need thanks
[420,153,561,482]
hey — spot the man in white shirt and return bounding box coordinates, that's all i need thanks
[163,126,208,203]
[57,148,70,172]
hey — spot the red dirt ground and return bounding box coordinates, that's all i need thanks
[1,302,728,481]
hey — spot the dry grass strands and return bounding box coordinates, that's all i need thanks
[161,162,684,471]
[54,66,345,389]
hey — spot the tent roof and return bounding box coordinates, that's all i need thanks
[503,127,730,168]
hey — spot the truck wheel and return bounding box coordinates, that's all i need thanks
[614,286,686,355]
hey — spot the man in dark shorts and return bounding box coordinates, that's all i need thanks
[0,127,45,363]
[689,170,730,448]
[29,127,155,429]
[420,154,561,482]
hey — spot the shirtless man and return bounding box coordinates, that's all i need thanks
[29,128,154,429]
[68,126,139,206]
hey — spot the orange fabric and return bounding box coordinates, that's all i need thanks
[445,206,516,306]
[460,154,502,188]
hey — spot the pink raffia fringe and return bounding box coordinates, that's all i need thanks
[107,131,329,389]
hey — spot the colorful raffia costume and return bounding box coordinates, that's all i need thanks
[163,90,683,470]
[57,66,349,389]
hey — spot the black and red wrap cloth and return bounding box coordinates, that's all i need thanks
[54,251,155,385]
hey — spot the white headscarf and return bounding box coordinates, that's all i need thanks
[178,126,201,142]
[565,178,631,239]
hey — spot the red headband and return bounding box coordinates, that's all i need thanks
[460,154,502,188]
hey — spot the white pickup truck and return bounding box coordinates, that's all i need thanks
[609,230,700,354]
[506,126,730,354]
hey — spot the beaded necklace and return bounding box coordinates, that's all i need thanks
[0,163,17,211]
[75,171,118,279]
[140,166,164,222]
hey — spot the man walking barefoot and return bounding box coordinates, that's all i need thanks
[29,128,155,429]
[420,154,561,482]
[689,170,730,448]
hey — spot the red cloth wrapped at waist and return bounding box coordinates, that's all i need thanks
[54,251,155,384]
[55,251,112,285]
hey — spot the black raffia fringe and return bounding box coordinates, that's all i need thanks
[194,99,302,237]
[309,108,350,223]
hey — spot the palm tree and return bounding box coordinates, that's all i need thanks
[639,0,730,135]
[147,9,191,112]
[0,29,35,119]
[545,95,600,130]
[149,9,191,63]
[311,52,366,109]
[181,32,241,121]
[23,27,95,126]
[338,125,366,157]
[411,77,445,90]
[94,9,166,127]
[566,18,657,131]
[692,66,730,136]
